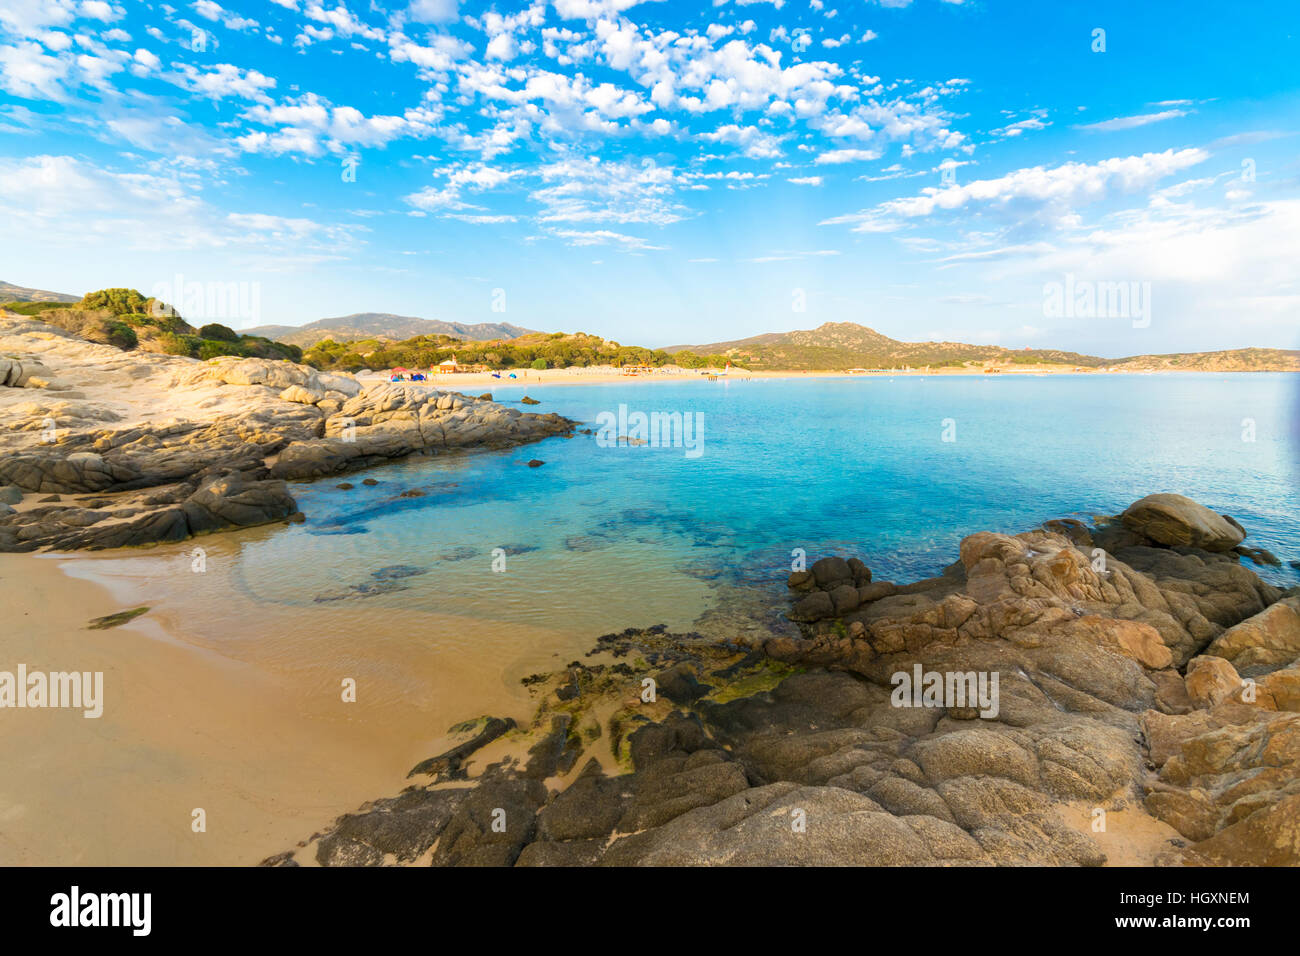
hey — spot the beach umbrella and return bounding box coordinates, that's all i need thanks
[392,366,408,373]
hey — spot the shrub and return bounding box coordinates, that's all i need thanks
[104,321,138,351]
[0,300,66,316]
[531,357,548,370]
[159,333,202,357]
[79,288,152,315]
[199,323,240,342]
[198,340,243,360]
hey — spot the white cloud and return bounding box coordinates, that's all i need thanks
[168,63,276,104]
[701,123,783,158]
[550,228,665,250]
[554,0,660,20]
[530,155,684,224]
[1074,109,1188,132]
[0,41,72,99]
[0,153,354,254]
[405,0,459,23]
[238,93,441,155]
[825,148,1210,232]
[814,147,881,164]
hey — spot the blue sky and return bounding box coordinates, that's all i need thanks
[0,0,1297,354]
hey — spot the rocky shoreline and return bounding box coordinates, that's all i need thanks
[0,315,574,551]
[263,494,1300,866]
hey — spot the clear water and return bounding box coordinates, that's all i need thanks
[228,372,1299,635]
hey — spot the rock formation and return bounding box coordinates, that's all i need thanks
[263,498,1300,867]
[0,315,574,551]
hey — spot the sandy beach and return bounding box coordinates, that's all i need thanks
[362,363,1106,391]
[0,536,620,865]
[0,537,1194,869]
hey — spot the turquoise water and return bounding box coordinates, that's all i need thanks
[229,373,1300,634]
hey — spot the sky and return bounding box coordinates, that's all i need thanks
[0,0,1297,355]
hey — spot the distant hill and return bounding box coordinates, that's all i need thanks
[0,280,79,303]
[1104,348,1300,372]
[667,321,1106,369]
[667,321,1300,371]
[242,312,538,347]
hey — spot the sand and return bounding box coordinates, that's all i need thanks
[358,363,1107,391]
[0,549,568,865]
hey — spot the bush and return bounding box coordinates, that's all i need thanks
[198,340,243,360]
[79,288,152,316]
[104,321,138,351]
[0,300,66,316]
[121,312,193,335]
[531,357,548,370]
[199,323,240,342]
[159,333,202,357]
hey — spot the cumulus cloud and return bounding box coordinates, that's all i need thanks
[237,94,441,155]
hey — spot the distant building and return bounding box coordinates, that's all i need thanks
[437,355,461,373]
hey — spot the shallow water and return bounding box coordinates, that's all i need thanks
[301,372,1300,593]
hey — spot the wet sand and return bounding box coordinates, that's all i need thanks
[0,547,596,865]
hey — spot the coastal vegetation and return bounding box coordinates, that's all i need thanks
[1,287,302,362]
[302,330,733,372]
[6,285,1298,374]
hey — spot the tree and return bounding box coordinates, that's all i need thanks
[531,357,547,370]
[79,288,156,316]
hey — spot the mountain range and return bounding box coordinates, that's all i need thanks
[241,313,537,347]
[666,322,1300,372]
[0,280,79,303]
[4,280,1297,372]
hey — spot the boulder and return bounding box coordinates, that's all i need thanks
[280,384,325,405]
[1204,597,1300,672]
[788,590,834,622]
[1184,655,1243,709]
[1119,493,1246,552]
[810,555,853,589]
[181,473,298,534]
